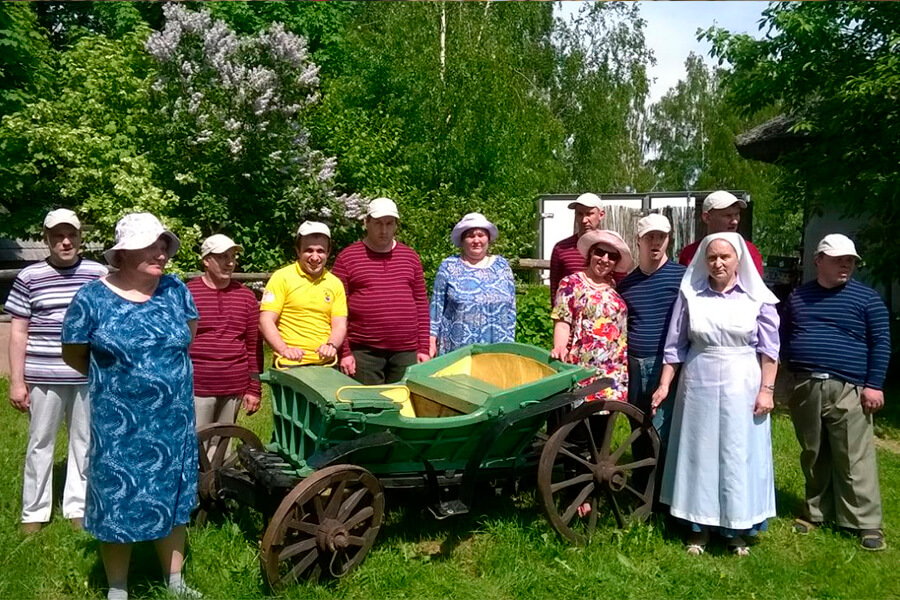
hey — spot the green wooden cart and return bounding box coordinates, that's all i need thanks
[196,342,660,589]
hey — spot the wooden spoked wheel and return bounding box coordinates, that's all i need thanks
[195,423,264,525]
[538,400,659,545]
[260,465,384,589]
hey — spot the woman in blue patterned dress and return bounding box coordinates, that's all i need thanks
[429,213,516,356]
[62,213,201,600]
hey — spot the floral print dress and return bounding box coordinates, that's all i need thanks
[551,272,628,401]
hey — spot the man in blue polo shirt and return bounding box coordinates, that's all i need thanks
[783,234,892,551]
[617,213,686,447]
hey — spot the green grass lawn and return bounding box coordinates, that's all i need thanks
[2,376,899,599]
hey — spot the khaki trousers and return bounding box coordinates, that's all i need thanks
[789,375,882,529]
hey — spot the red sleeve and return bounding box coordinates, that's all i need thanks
[245,290,263,397]
[331,250,353,357]
[678,242,695,267]
[410,252,430,354]
[549,244,562,308]
[747,241,765,276]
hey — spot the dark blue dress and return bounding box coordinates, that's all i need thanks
[61,275,199,543]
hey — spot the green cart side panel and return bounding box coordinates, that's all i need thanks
[262,343,594,476]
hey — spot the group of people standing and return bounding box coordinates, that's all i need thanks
[546,191,891,556]
[5,189,892,598]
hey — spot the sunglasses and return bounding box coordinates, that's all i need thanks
[591,247,621,262]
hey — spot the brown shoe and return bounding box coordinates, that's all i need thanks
[21,522,43,534]
[70,517,84,531]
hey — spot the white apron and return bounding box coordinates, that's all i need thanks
[660,291,776,530]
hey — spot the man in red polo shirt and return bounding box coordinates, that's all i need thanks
[333,197,430,384]
[678,190,764,275]
[549,193,606,307]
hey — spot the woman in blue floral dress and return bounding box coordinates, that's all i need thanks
[430,213,517,356]
[550,230,633,401]
[62,213,201,600]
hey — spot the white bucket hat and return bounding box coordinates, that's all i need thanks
[816,233,861,259]
[296,221,331,238]
[567,192,604,210]
[451,213,499,247]
[366,197,400,220]
[636,213,671,238]
[702,190,747,212]
[104,212,181,268]
[43,209,81,230]
[576,229,634,273]
[200,234,243,258]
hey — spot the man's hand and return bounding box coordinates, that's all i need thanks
[316,342,337,360]
[753,390,774,416]
[280,347,304,361]
[417,352,430,364]
[9,382,29,412]
[340,354,356,376]
[242,393,261,415]
[861,387,885,415]
[429,336,437,358]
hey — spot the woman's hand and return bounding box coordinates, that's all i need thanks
[650,385,669,415]
[429,336,437,358]
[550,345,569,361]
[753,390,774,416]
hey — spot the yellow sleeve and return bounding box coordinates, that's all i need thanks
[331,278,348,318]
[260,269,286,315]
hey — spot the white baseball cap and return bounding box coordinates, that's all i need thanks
[451,213,499,247]
[816,233,861,259]
[366,197,400,220]
[567,192,604,210]
[636,213,671,238]
[200,234,243,258]
[702,190,747,212]
[104,212,180,268]
[296,221,331,238]
[43,209,81,230]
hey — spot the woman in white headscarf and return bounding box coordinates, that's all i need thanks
[651,232,780,556]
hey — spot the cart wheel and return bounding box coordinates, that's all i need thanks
[196,423,264,525]
[537,400,659,545]
[260,464,384,589]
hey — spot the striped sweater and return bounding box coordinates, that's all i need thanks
[783,279,892,389]
[616,260,687,358]
[332,240,430,354]
[4,258,108,385]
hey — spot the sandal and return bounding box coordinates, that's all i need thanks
[685,543,705,556]
[793,518,818,535]
[728,536,750,557]
[860,529,887,552]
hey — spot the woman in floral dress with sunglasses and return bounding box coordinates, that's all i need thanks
[550,230,633,401]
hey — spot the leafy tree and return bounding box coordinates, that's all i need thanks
[703,2,900,287]
[645,52,799,255]
[0,2,51,116]
[145,4,360,271]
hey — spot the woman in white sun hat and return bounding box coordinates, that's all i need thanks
[429,212,516,356]
[550,229,633,401]
[61,212,202,599]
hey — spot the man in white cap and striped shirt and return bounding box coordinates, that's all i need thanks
[5,208,107,533]
[187,234,263,433]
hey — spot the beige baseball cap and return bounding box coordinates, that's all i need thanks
[366,197,400,220]
[816,233,861,259]
[567,192,604,210]
[702,190,747,212]
[43,209,81,230]
[637,213,671,237]
[200,234,243,258]
[296,221,331,238]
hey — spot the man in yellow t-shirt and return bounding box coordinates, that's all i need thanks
[260,221,347,366]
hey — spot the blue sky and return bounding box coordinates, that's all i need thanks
[558,1,769,103]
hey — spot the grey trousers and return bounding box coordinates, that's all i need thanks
[789,375,882,529]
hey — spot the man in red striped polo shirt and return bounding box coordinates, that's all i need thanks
[549,193,608,307]
[333,197,431,384]
[187,235,263,433]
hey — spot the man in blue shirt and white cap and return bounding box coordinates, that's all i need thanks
[783,233,892,551]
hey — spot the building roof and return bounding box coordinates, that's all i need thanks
[734,114,814,164]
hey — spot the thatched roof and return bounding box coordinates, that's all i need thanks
[734,114,814,164]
